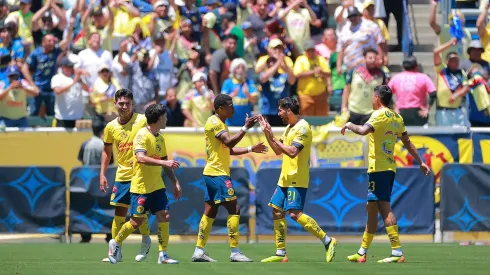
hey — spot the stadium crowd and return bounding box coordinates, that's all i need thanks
[0,0,489,129]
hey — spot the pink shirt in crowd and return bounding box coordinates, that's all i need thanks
[315,43,334,60]
[388,71,436,109]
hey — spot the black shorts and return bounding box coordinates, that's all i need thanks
[349,111,372,125]
[55,119,76,128]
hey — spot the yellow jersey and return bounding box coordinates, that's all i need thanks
[203,115,230,177]
[365,108,406,173]
[278,119,312,188]
[103,113,147,182]
[435,64,468,108]
[131,127,167,194]
[293,55,330,96]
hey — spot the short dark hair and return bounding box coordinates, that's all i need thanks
[363,48,378,57]
[278,97,300,115]
[446,51,458,60]
[402,56,418,71]
[214,94,232,110]
[374,85,392,107]
[88,32,100,40]
[224,33,238,42]
[145,104,167,124]
[114,89,133,102]
[92,119,105,137]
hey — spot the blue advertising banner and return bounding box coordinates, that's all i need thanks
[69,167,250,235]
[0,167,65,234]
[471,132,490,164]
[256,168,434,235]
[440,164,490,232]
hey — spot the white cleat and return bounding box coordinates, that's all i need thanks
[135,236,152,262]
[191,252,217,262]
[230,252,253,262]
[158,254,180,264]
[108,239,121,264]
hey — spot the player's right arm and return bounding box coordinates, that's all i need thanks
[216,114,258,148]
[100,124,114,192]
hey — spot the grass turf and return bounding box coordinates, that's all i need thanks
[0,243,488,275]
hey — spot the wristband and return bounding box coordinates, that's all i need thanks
[241,126,248,132]
[247,146,252,153]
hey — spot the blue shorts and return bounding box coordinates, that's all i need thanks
[110,181,131,208]
[129,188,169,217]
[203,175,236,204]
[269,186,307,212]
[367,171,396,201]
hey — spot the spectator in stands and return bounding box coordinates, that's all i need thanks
[222,12,244,57]
[258,19,298,58]
[151,31,178,98]
[90,63,121,122]
[209,33,238,95]
[51,57,88,128]
[466,64,490,127]
[334,0,354,34]
[149,0,181,38]
[221,57,257,126]
[132,0,154,15]
[81,2,114,52]
[307,0,328,44]
[182,72,214,127]
[256,38,294,74]
[433,38,470,127]
[0,22,25,78]
[461,41,490,78]
[477,3,490,65]
[161,87,185,126]
[111,0,140,54]
[388,56,436,126]
[112,39,131,88]
[76,32,113,88]
[430,1,472,61]
[174,18,199,62]
[259,55,296,126]
[363,1,388,63]
[202,12,222,63]
[278,0,318,54]
[336,6,384,74]
[244,0,271,42]
[294,39,330,116]
[178,0,201,42]
[0,65,37,127]
[241,21,259,80]
[6,0,34,52]
[382,0,403,51]
[316,28,336,60]
[0,1,9,25]
[127,47,159,113]
[31,0,66,48]
[342,48,386,125]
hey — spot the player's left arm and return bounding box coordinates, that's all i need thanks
[341,122,374,136]
[400,133,431,176]
[273,126,309,159]
[230,142,268,155]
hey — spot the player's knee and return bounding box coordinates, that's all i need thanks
[155,211,170,222]
[288,211,301,221]
[130,217,144,228]
[272,209,285,220]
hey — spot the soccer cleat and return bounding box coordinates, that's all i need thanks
[108,239,121,264]
[230,252,253,262]
[261,255,289,263]
[158,254,180,264]
[191,252,217,262]
[347,253,367,263]
[135,236,152,262]
[325,237,337,263]
[377,255,405,263]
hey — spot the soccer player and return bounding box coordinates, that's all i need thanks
[100,89,151,262]
[191,94,268,262]
[340,85,431,263]
[257,97,337,263]
[108,103,182,264]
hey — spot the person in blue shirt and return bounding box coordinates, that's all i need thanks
[220,57,258,126]
[0,22,24,81]
[179,0,202,41]
[258,55,296,126]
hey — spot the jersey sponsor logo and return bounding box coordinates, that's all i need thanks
[118,142,133,152]
[112,186,117,194]
[224,180,232,188]
[137,197,146,205]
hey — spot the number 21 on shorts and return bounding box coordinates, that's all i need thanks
[287,190,296,201]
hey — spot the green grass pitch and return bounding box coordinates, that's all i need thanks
[0,243,488,275]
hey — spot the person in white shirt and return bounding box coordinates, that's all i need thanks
[51,57,89,128]
[76,32,113,88]
[150,31,177,98]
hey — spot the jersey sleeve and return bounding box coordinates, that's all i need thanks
[293,56,307,76]
[291,125,310,151]
[102,123,114,144]
[134,131,148,154]
[365,111,382,132]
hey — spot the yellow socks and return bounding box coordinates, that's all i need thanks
[157,222,169,251]
[112,216,126,239]
[273,218,287,251]
[139,216,150,236]
[196,215,214,248]
[386,225,401,249]
[358,231,374,255]
[227,215,240,249]
[115,222,135,244]
[297,214,327,240]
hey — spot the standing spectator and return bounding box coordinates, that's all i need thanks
[382,0,403,51]
[307,0,329,44]
[0,22,25,79]
[201,12,222,63]
[31,0,67,48]
[76,32,113,88]
[6,0,34,52]
[178,0,202,42]
[174,18,199,62]
[336,6,384,74]
[22,33,72,116]
[258,55,296,126]
[111,0,140,54]
[81,2,114,52]
[160,87,185,126]
[466,64,490,127]
[222,12,244,57]
[294,40,330,116]
[221,57,258,126]
[315,28,336,60]
[0,0,9,25]
[90,63,121,122]
[241,21,259,80]
[182,72,214,127]
[363,1,388,62]
[244,0,271,42]
[477,3,490,65]
[209,33,238,95]
[388,56,436,126]
[256,38,294,74]
[320,29,346,113]
[112,39,132,88]
[342,48,386,125]
[278,0,318,53]
[430,1,472,61]
[334,0,354,34]
[150,31,178,98]
[460,41,490,79]
[0,65,38,127]
[149,0,181,37]
[126,47,159,113]
[433,38,470,127]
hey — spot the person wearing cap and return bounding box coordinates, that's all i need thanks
[50,57,88,128]
[80,0,114,53]
[278,0,318,53]
[209,33,238,94]
[0,0,9,25]
[363,1,388,61]
[430,0,472,61]
[222,11,244,58]
[31,0,67,48]
[388,56,436,126]
[241,21,259,80]
[150,30,178,98]
[0,65,38,127]
[90,63,122,122]
[0,21,25,73]
[160,87,185,126]
[461,40,490,78]
[182,72,214,127]
[433,38,470,127]
[293,39,330,116]
[336,6,384,74]
[255,38,294,74]
[6,0,34,52]
[334,0,354,35]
